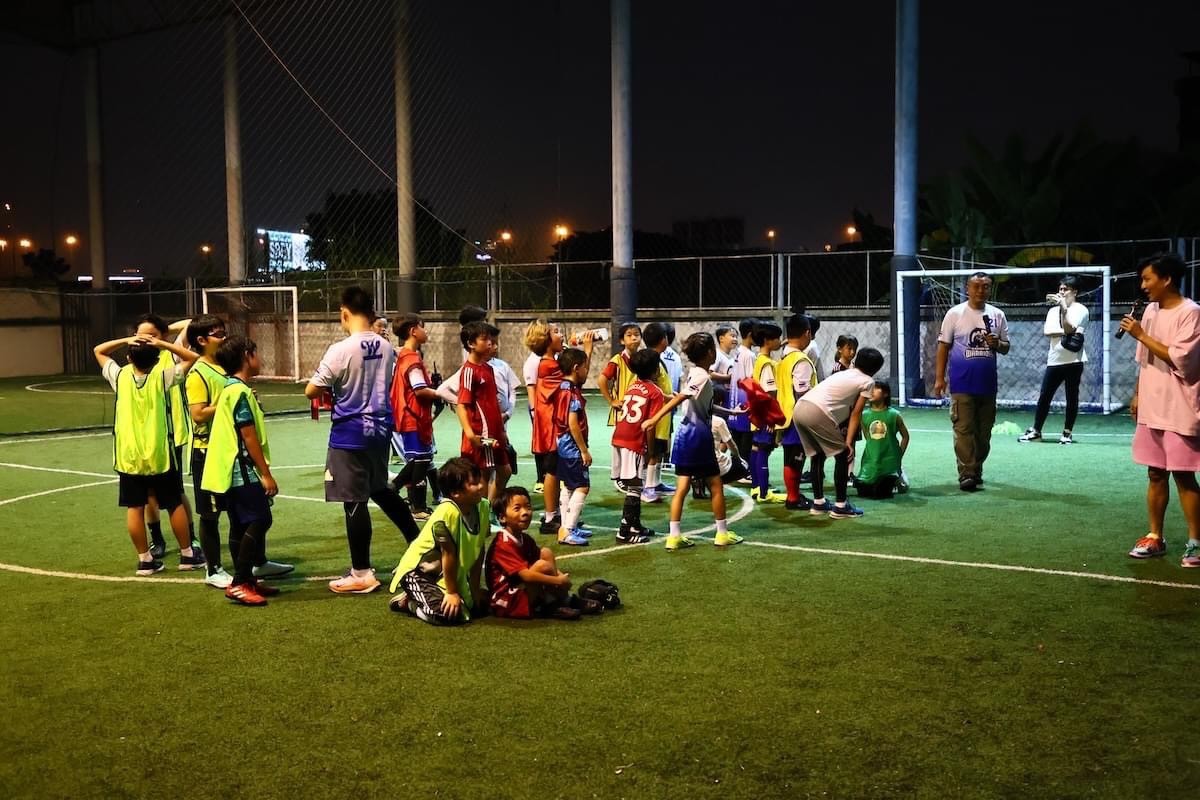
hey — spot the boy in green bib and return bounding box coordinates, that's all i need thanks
[202,336,281,606]
[388,457,490,625]
[854,382,911,499]
[94,328,202,576]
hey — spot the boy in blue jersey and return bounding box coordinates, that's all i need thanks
[305,287,419,595]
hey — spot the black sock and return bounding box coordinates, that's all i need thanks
[426,465,441,502]
[833,450,850,503]
[344,502,373,570]
[408,461,429,510]
[370,488,420,542]
[148,521,165,546]
[534,453,547,483]
[235,522,268,585]
[187,516,197,547]
[810,454,826,501]
[199,517,222,574]
[621,494,643,530]
[228,520,246,569]
[395,460,416,490]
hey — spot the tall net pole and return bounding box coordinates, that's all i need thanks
[224,13,246,285]
[891,0,920,392]
[394,0,417,313]
[610,0,635,352]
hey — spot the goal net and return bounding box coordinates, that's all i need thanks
[202,286,301,381]
[895,262,1118,413]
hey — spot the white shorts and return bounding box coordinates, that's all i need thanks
[792,401,847,459]
[610,446,645,483]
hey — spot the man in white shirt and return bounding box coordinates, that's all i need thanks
[1019,276,1089,445]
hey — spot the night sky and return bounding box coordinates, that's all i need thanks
[2,0,1199,279]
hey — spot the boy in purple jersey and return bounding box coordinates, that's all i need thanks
[305,287,419,595]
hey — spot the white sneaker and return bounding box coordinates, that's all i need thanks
[253,560,295,578]
[640,487,661,504]
[204,567,233,589]
[1059,431,1075,445]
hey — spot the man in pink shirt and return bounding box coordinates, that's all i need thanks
[1121,253,1200,567]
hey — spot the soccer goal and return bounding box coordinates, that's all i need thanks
[894,263,1117,413]
[201,286,301,381]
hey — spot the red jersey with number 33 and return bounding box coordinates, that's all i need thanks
[611,379,664,453]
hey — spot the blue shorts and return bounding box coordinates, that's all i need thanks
[398,430,434,461]
[223,482,273,527]
[752,429,776,447]
[556,454,591,491]
[779,425,802,447]
[672,421,720,478]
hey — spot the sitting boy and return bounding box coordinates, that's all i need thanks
[485,487,601,620]
[388,457,491,625]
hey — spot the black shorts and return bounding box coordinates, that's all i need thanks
[854,475,897,499]
[222,482,274,527]
[174,445,186,490]
[541,450,560,475]
[118,471,183,510]
[324,444,390,503]
[191,449,220,520]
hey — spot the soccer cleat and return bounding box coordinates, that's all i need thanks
[149,541,167,560]
[252,560,295,579]
[1181,541,1200,569]
[959,477,979,492]
[713,531,744,547]
[616,527,653,545]
[410,507,433,522]
[655,482,676,495]
[897,470,910,494]
[533,482,544,495]
[178,551,207,571]
[329,570,381,594]
[640,487,661,504]
[204,567,233,589]
[225,582,267,606]
[1128,535,1167,559]
[538,515,562,535]
[752,488,788,504]
[664,535,696,551]
[1059,431,1075,445]
[136,559,165,576]
[1018,428,1042,443]
[809,499,832,515]
[735,476,753,485]
[829,503,865,519]
[251,580,281,597]
[785,496,813,511]
[388,593,413,614]
[558,529,590,547]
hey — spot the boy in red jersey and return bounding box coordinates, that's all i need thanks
[609,348,664,543]
[389,313,439,519]
[456,321,508,504]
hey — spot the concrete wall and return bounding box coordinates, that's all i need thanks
[0,289,65,377]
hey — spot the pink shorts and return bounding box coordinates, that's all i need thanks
[1131,424,1200,471]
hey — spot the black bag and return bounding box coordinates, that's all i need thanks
[578,579,621,610]
[1061,330,1085,353]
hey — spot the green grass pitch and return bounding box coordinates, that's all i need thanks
[1,375,1198,798]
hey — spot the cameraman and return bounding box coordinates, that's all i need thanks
[1019,275,1089,445]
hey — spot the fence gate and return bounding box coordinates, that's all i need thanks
[61,291,92,374]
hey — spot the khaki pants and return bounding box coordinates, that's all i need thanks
[950,394,996,481]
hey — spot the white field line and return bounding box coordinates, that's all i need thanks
[908,427,1132,438]
[0,479,118,507]
[24,378,111,395]
[0,462,113,479]
[0,432,109,445]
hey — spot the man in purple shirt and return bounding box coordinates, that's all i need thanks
[306,287,418,594]
[933,272,1011,492]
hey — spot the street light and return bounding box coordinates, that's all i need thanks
[499,231,512,243]
[846,225,857,237]
[19,238,33,249]
[65,234,78,246]
[554,224,569,240]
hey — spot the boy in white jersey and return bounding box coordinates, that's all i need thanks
[305,287,419,595]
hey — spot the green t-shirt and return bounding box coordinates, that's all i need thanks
[857,406,902,484]
[390,497,491,619]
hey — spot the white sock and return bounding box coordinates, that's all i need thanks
[647,464,661,488]
[543,511,554,522]
[351,567,373,578]
[716,518,728,534]
[180,546,194,558]
[669,520,682,536]
[562,489,588,531]
[138,551,152,563]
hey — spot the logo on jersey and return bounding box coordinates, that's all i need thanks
[362,339,383,361]
[965,327,993,359]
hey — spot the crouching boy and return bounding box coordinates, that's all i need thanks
[388,457,491,625]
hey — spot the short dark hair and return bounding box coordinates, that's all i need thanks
[785,313,811,339]
[854,347,885,376]
[681,332,715,363]
[393,312,423,341]
[738,317,758,338]
[340,286,374,318]
[483,322,501,339]
[438,456,481,497]
[836,334,858,351]
[558,347,588,375]
[495,486,530,516]
[215,335,256,374]
[458,305,488,326]
[185,314,224,350]
[136,313,168,337]
[1059,275,1080,291]
[752,321,782,347]
[968,271,992,284]
[873,380,892,406]
[460,320,492,348]
[617,321,641,339]
[1140,252,1186,288]
[128,342,159,371]
[642,322,668,348]
[715,324,735,341]
[805,314,821,336]
[662,322,677,345]
[629,348,662,380]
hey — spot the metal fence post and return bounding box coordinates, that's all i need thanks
[555,262,561,312]
[865,250,871,307]
[698,257,704,308]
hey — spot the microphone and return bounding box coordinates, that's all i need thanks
[982,314,993,334]
[1115,299,1146,340]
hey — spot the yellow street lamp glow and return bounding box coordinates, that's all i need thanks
[0,239,7,249]
[200,244,212,254]
[767,229,776,239]
[554,224,569,239]
[823,243,833,252]
[65,235,78,246]
[500,231,513,243]
[18,238,33,249]
[846,225,857,236]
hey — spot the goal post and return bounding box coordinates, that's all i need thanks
[894,264,1115,413]
[201,286,301,381]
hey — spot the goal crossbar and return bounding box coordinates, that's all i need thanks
[201,286,301,381]
[895,265,1113,412]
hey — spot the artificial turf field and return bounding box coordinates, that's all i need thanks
[1,375,1198,799]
